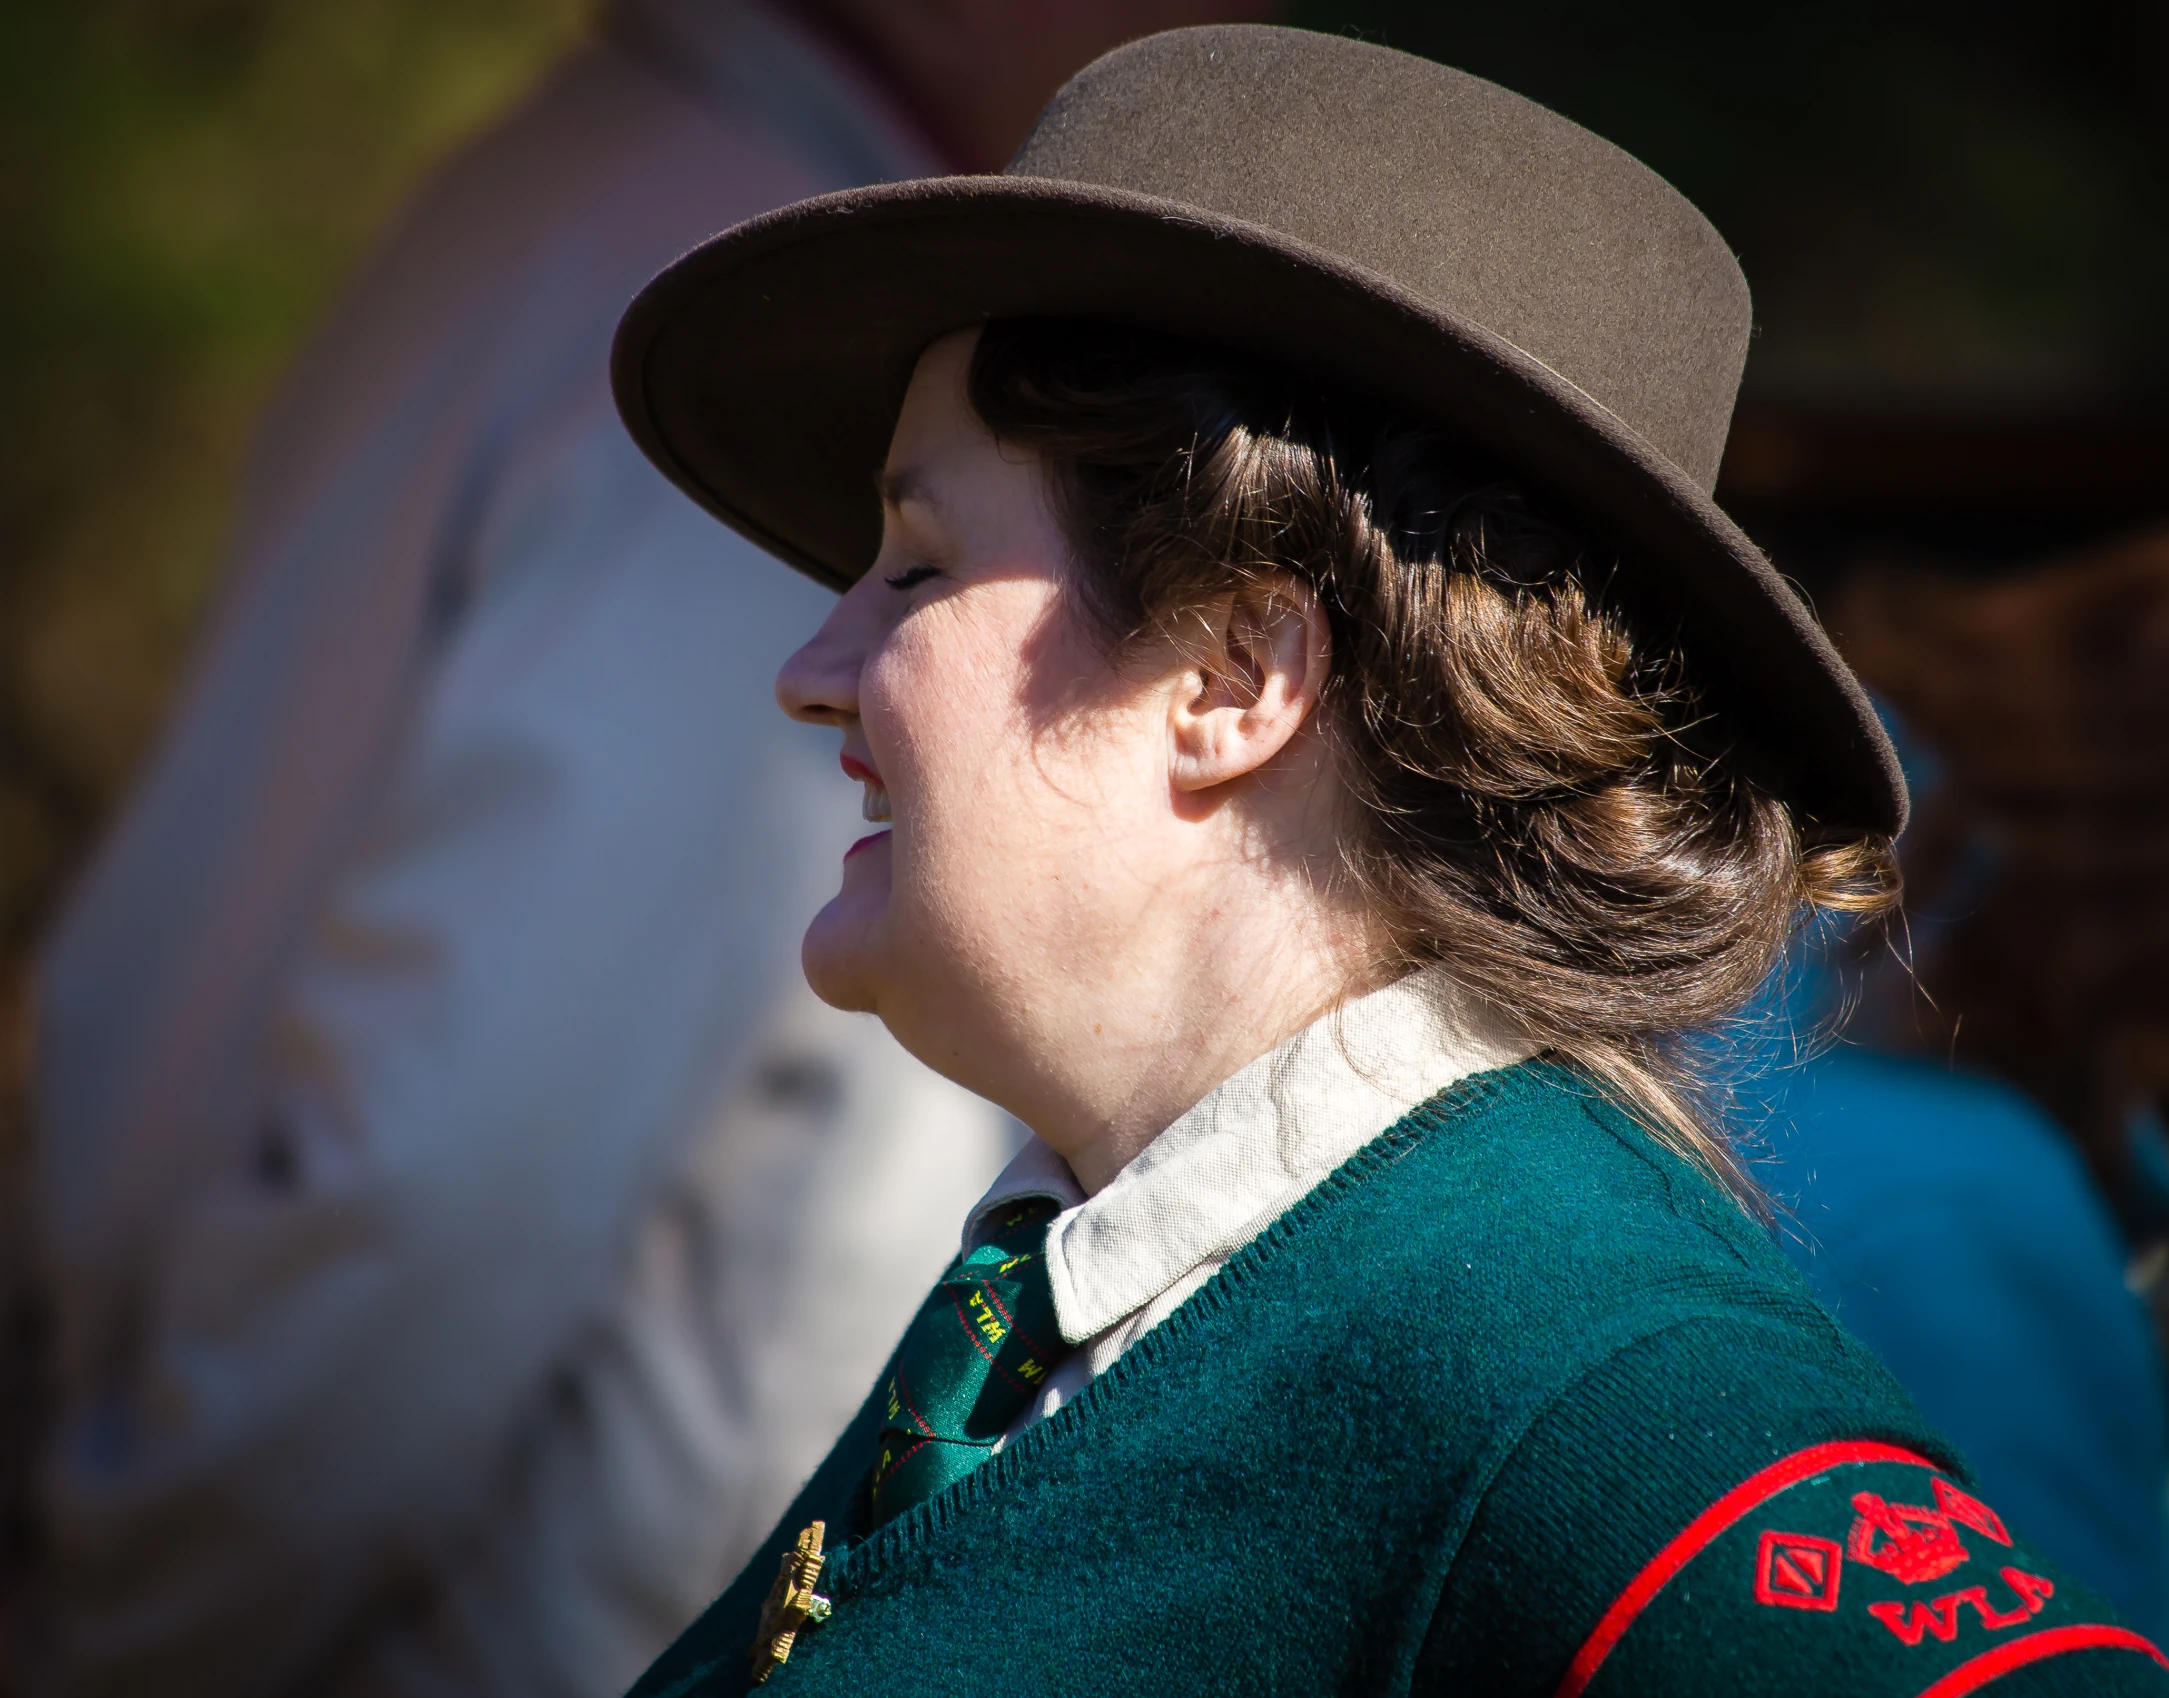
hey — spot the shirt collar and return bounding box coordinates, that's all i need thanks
[962,969,1532,1346]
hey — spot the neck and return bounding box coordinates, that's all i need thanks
[995,875,1380,1195]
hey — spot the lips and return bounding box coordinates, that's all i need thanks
[841,752,891,823]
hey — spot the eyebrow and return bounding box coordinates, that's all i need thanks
[875,465,940,515]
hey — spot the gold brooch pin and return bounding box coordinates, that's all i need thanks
[749,1521,832,1683]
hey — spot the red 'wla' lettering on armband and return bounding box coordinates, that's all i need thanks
[1868,1569,2055,1646]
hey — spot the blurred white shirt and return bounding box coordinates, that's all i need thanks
[32,5,1017,1694]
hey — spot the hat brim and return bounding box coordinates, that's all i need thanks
[611,174,1905,837]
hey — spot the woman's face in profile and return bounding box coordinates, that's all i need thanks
[775,330,1181,1100]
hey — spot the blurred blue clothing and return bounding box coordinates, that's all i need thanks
[1760,1041,2169,1639]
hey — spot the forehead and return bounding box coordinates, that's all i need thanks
[882,329,988,497]
[872,330,1073,583]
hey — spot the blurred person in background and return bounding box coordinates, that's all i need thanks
[1755,529,2169,1638]
[27,2,1268,1695]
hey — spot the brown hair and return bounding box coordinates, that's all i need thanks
[968,319,1899,1205]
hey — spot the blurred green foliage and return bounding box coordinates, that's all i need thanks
[0,0,584,972]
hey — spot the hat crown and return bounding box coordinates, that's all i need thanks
[1009,27,1750,492]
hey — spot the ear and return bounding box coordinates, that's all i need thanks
[1167,576,1333,795]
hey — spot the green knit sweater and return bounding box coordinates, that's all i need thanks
[629,1062,2169,1696]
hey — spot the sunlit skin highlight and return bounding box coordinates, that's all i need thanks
[776,329,1378,1192]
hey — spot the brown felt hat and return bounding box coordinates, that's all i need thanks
[612,24,1906,836]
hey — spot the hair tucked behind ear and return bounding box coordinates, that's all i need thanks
[968,318,1899,1209]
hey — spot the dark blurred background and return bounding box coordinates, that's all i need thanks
[4,0,2167,1667]
[1339,0,2169,578]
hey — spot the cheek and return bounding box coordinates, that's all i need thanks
[865,592,1167,940]
[863,604,1046,857]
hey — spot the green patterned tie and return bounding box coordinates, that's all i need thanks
[865,1197,1067,1527]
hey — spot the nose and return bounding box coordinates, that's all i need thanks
[776,581,873,727]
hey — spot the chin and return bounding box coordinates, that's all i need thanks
[801,838,895,1012]
[800,895,884,1014]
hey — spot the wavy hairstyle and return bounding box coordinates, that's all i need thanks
[968,319,1898,1206]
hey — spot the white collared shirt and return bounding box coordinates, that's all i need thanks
[961,970,1534,1439]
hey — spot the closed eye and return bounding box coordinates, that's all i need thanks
[883,563,942,591]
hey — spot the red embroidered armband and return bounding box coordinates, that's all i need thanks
[1558,1443,2169,1698]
